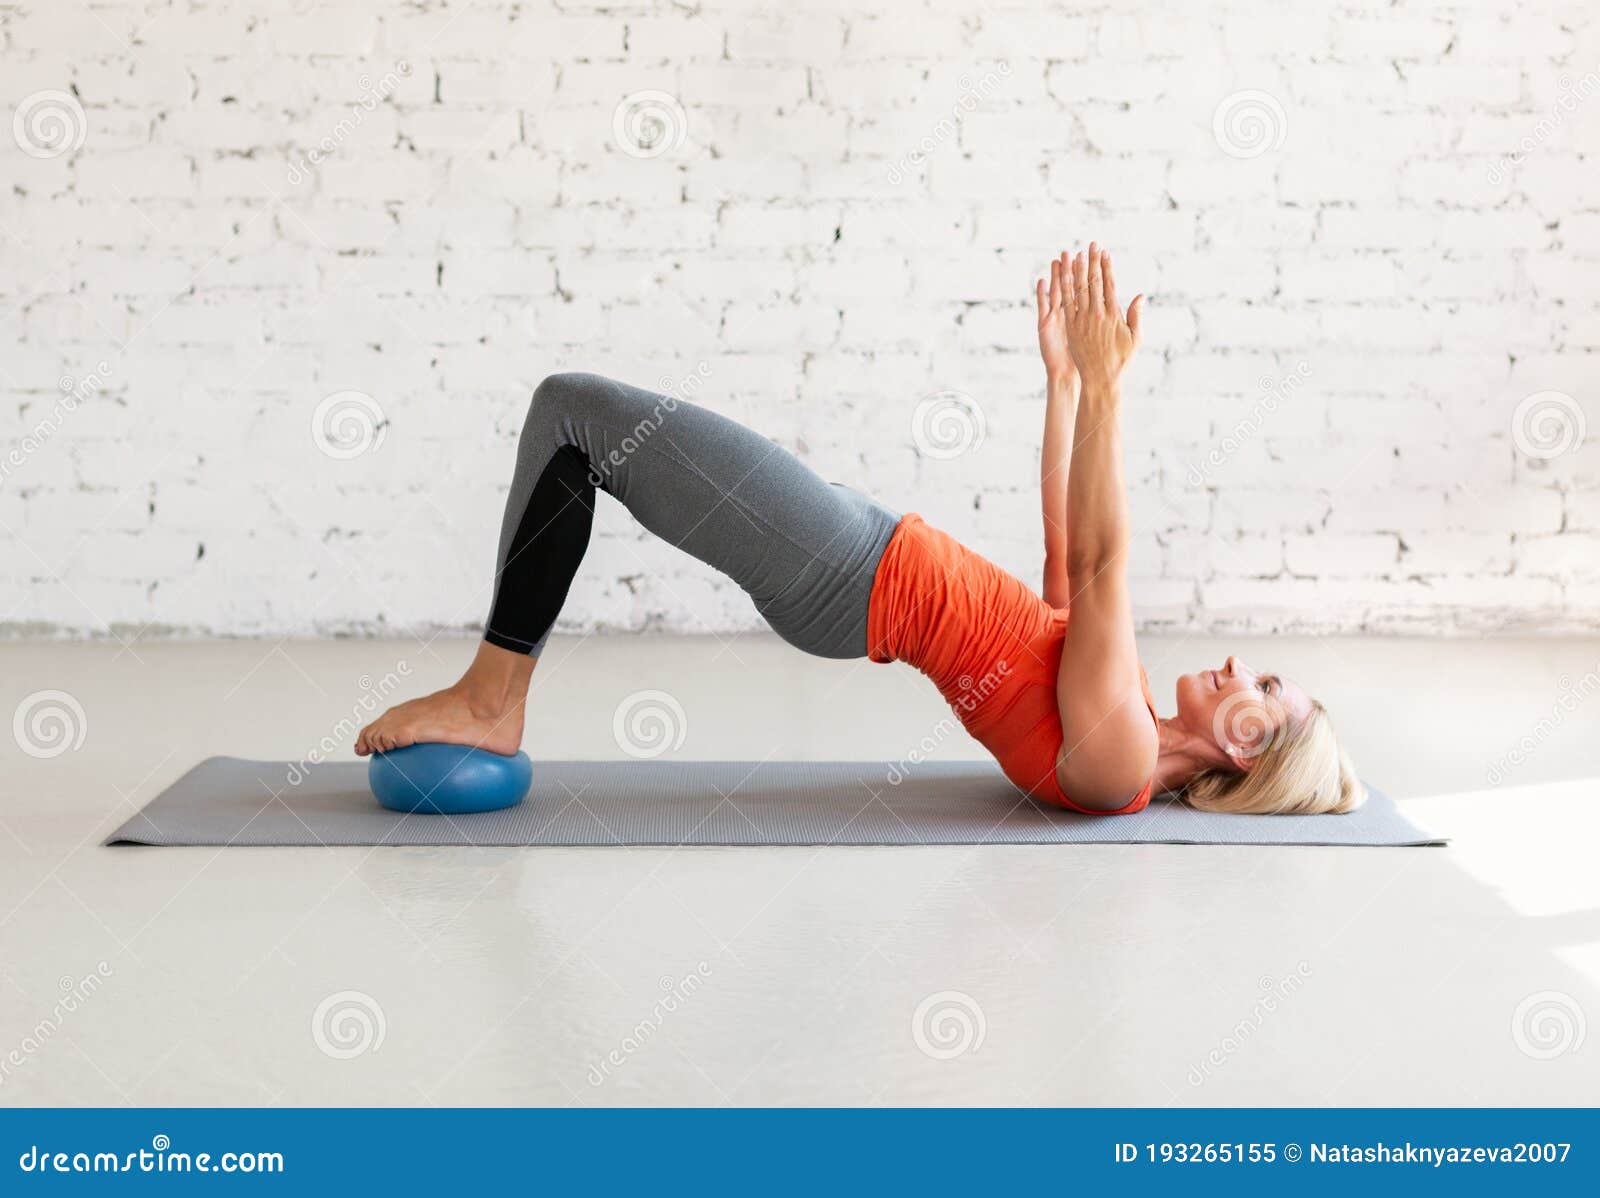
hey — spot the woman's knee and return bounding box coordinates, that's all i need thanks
[528,372,599,419]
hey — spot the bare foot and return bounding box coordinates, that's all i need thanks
[355,686,523,757]
[355,641,537,757]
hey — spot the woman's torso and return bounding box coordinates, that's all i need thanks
[866,514,1157,814]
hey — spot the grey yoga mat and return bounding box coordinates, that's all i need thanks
[106,757,1443,848]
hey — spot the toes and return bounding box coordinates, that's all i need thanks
[353,710,432,757]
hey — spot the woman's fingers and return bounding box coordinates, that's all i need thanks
[1072,249,1088,305]
[1061,252,1075,310]
[1127,294,1145,345]
[1049,257,1062,310]
[1101,249,1118,315]
[1036,277,1047,322]
[1087,242,1103,309]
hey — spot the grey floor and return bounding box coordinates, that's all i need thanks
[0,633,1596,1105]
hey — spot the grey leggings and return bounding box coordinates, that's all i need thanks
[485,373,901,658]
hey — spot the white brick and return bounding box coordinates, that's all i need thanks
[6,5,142,52]
[1400,532,1513,576]
[441,250,557,297]
[717,203,840,247]
[679,156,808,204]
[322,155,440,201]
[967,13,1092,60]
[726,16,846,62]
[74,150,195,199]
[626,17,725,61]
[73,59,192,110]
[1452,17,1573,61]
[1097,12,1222,59]
[1,0,1594,640]
[1568,486,1600,534]
[1517,534,1600,577]
[1166,532,1283,578]
[1320,209,1443,250]
[1330,14,1457,59]
[1286,534,1401,579]
[1403,64,1523,108]
[262,9,379,56]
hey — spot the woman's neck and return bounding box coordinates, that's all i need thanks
[1151,716,1225,797]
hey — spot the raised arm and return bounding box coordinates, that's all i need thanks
[1036,254,1078,608]
[1053,243,1157,810]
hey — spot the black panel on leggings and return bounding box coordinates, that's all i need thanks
[483,444,595,654]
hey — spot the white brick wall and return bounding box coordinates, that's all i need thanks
[2,0,1597,640]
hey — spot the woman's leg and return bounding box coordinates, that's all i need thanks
[356,372,899,755]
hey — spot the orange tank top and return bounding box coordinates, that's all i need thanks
[866,514,1159,815]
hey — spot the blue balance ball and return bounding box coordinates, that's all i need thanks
[369,743,533,815]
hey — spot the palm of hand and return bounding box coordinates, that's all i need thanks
[1059,244,1142,390]
[1038,305,1071,378]
[1035,256,1075,381]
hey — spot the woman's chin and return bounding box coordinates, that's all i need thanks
[1172,674,1205,723]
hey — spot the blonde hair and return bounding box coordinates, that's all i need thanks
[1182,700,1365,815]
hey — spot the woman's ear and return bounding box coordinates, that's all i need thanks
[1221,744,1257,773]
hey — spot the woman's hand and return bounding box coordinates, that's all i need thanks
[1035,253,1076,385]
[1061,243,1144,394]
[1038,253,1078,605]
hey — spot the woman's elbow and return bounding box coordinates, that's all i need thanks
[1042,558,1071,609]
[1065,551,1121,587]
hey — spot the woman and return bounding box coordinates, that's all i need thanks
[356,244,1364,816]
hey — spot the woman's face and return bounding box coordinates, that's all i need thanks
[1175,656,1313,767]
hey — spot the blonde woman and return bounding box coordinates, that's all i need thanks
[357,243,1363,816]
